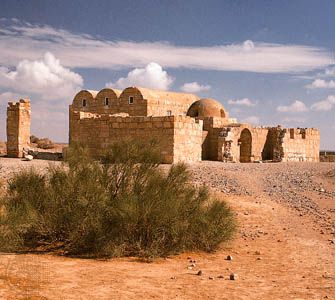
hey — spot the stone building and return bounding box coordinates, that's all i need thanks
[69,87,320,163]
[6,99,31,158]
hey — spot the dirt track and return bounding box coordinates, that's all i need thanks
[0,159,334,299]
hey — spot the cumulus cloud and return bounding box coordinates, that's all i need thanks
[305,79,335,89]
[180,82,211,93]
[276,100,309,113]
[0,19,334,73]
[106,62,173,90]
[311,95,335,111]
[0,53,83,142]
[228,98,257,107]
[0,52,83,100]
[241,116,260,125]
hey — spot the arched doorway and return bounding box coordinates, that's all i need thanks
[239,128,252,162]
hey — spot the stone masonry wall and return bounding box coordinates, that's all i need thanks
[281,128,320,162]
[6,99,31,158]
[69,112,203,164]
[224,125,268,162]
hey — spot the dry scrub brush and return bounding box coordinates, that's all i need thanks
[0,140,236,259]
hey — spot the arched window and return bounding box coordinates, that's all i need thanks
[82,99,87,107]
[104,97,109,106]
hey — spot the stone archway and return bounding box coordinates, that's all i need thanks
[239,128,252,163]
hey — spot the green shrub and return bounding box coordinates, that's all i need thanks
[0,140,236,258]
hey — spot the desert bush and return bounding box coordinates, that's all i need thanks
[36,138,55,149]
[30,135,39,143]
[0,140,236,258]
[30,135,55,149]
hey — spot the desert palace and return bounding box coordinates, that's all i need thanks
[5,87,320,163]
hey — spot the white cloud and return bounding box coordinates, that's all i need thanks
[311,95,335,111]
[0,91,21,103]
[0,19,334,74]
[228,98,257,107]
[325,66,335,77]
[106,62,173,90]
[241,116,260,125]
[276,100,309,113]
[180,82,211,93]
[282,116,307,123]
[243,40,255,51]
[305,79,335,89]
[0,52,83,100]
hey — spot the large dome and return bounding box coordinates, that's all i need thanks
[187,98,227,118]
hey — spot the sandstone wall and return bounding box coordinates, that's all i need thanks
[201,117,233,160]
[225,125,268,162]
[69,112,203,164]
[6,99,31,158]
[281,128,320,162]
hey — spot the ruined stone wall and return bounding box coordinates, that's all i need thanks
[281,128,320,162]
[6,99,31,158]
[69,112,203,164]
[225,125,268,162]
[206,121,268,162]
[201,117,233,160]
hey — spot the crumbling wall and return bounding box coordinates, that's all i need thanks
[216,124,268,162]
[69,112,203,164]
[6,99,31,158]
[201,117,231,160]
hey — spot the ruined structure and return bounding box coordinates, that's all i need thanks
[69,87,320,163]
[6,99,31,158]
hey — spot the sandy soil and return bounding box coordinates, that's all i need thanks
[0,159,334,300]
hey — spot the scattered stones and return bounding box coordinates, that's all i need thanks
[209,276,214,280]
[217,275,224,279]
[255,251,261,255]
[196,270,203,276]
[226,255,233,261]
[229,273,238,280]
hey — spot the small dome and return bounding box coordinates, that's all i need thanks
[187,98,227,118]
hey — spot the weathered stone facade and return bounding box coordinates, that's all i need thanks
[69,87,320,163]
[6,99,31,158]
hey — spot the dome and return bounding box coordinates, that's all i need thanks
[187,98,227,118]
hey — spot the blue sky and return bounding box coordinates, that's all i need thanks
[0,0,335,149]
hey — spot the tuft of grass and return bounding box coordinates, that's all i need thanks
[0,140,236,259]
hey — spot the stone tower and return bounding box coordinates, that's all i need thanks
[6,99,31,158]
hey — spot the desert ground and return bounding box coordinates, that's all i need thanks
[0,158,334,300]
